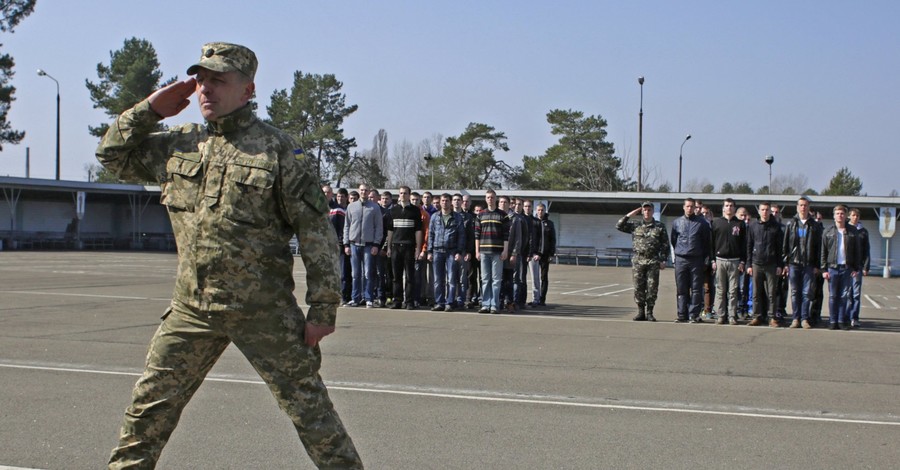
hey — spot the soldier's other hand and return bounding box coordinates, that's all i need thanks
[304,323,336,347]
[149,78,196,118]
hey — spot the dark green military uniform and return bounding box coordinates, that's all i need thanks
[616,212,669,315]
[99,43,362,469]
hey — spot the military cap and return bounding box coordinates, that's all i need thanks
[641,201,653,207]
[187,42,258,80]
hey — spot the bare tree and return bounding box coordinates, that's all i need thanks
[618,142,660,191]
[390,139,418,187]
[770,173,810,195]
[684,177,714,193]
[371,129,388,173]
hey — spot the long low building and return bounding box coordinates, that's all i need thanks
[3,176,899,275]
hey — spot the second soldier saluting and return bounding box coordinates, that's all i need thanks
[616,202,670,321]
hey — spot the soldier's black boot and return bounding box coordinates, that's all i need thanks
[633,306,646,321]
[645,307,657,322]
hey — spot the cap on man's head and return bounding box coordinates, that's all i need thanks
[641,201,653,208]
[186,42,258,81]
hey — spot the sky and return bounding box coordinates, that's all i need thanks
[2,0,899,195]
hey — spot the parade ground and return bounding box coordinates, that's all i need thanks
[1,251,899,469]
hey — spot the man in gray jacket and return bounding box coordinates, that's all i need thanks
[343,189,384,307]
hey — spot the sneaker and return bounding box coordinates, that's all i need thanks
[801,319,812,329]
[789,319,800,329]
[748,317,765,326]
[842,323,852,331]
[715,317,727,325]
[373,299,382,308]
[432,305,444,312]
[769,318,781,328]
[445,304,453,312]
[344,301,359,307]
[390,302,401,310]
[366,301,374,308]
[490,309,500,314]
[689,317,704,324]
[851,319,860,328]
[478,307,490,314]
[646,313,657,322]
[729,317,738,325]
[406,303,415,310]
[674,317,688,323]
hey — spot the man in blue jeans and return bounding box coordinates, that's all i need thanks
[475,189,509,314]
[847,208,870,328]
[343,189,384,307]
[428,193,466,311]
[821,205,861,330]
[783,196,822,329]
[670,198,711,323]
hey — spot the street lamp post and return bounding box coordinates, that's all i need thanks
[637,76,644,192]
[678,134,692,192]
[37,69,61,181]
[423,155,434,189]
[765,155,775,194]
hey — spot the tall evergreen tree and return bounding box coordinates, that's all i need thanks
[85,37,174,138]
[422,122,514,189]
[519,109,626,191]
[266,70,357,182]
[822,167,863,196]
[0,0,36,150]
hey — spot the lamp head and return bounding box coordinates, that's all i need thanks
[37,69,46,76]
[685,134,692,141]
[638,76,645,85]
[765,155,775,165]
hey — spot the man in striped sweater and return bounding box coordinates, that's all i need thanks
[475,189,510,314]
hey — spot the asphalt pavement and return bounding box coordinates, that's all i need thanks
[1,251,898,469]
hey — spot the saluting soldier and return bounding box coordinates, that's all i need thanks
[97,43,362,469]
[616,202,670,321]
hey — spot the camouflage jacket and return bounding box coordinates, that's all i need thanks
[96,100,341,325]
[616,216,669,263]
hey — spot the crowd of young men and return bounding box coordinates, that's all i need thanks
[620,196,871,330]
[323,185,557,314]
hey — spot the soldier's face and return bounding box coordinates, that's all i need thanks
[195,69,254,121]
[642,206,654,219]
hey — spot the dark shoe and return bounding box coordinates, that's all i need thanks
[674,317,688,323]
[406,303,415,310]
[689,317,704,324]
[842,323,852,330]
[390,302,401,310]
[490,309,500,314]
[851,319,860,328]
[432,305,444,311]
[829,323,839,330]
[646,313,657,322]
[633,313,647,321]
[478,307,490,314]
[748,317,764,327]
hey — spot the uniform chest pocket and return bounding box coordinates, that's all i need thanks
[161,152,203,211]
[222,159,276,227]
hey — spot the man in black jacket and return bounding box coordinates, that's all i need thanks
[783,196,822,329]
[530,202,556,307]
[821,205,861,330]
[670,198,711,323]
[746,201,785,327]
[847,208,871,328]
[711,198,746,325]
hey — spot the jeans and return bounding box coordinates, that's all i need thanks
[512,254,528,306]
[349,244,376,303]
[432,251,459,307]
[529,258,541,303]
[849,273,864,322]
[480,252,504,310]
[788,264,816,321]
[827,266,852,324]
[457,257,470,305]
[674,256,705,320]
[713,258,741,319]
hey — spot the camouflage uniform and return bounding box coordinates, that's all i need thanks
[99,43,362,469]
[616,214,669,315]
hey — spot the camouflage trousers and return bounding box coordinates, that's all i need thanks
[632,258,661,309]
[108,299,362,469]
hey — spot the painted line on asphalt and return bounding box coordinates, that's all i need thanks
[3,362,899,428]
[0,290,171,302]
[561,284,617,295]
[587,287,634,297]
[864,295,882,309]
